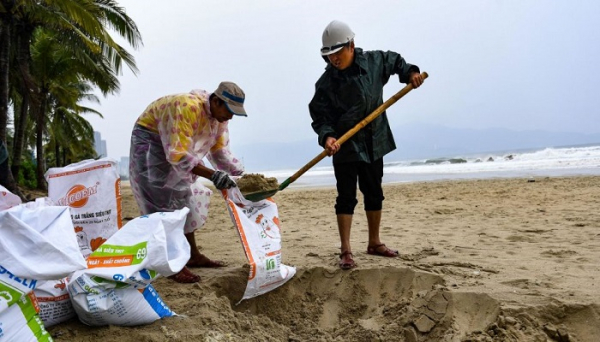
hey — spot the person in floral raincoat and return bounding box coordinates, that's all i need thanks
[129,81,247,283]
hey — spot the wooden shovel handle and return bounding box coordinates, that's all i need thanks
[282,72,429,189]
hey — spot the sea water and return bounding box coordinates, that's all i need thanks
[261,144,600,188]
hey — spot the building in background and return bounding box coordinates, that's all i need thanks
[119,156,130,180]
[93,131,107,158]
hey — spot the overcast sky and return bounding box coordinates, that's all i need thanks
[86,0,600,161]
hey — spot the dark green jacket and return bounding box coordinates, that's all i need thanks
[309,48,418,164]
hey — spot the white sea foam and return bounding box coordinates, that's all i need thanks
[258,145,600,188]
[386,145,600,175]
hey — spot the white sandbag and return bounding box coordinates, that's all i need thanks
[222,188,296,302]
[20,197,55,209]
[68,281,173,327]
[0,264,38,314]
[0,293,53,342]
[34,278,74,328]
[0,185,21,211]
[68,209,189,326]
[45,158,123,259]
[0,205,87,282]
[0,202,85,336]
[6,196,79,328]
[0,204,86,336]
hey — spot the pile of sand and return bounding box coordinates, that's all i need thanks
[236,173,279,194]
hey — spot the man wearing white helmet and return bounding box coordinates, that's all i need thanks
[309,20,424,270]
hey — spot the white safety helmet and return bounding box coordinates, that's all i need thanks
[321,20,355,56]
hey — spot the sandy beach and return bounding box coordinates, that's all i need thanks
[45,175,600,341]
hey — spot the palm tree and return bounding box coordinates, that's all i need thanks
[1,0,142,190]
[0,0,26,198]
[48,103,100,167]
[28,30,87,166]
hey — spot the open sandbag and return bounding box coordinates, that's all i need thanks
[222,188,296,302]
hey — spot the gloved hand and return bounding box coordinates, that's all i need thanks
[210,170,237,190]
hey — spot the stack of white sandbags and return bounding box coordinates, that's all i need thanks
[0,203,86,341]
[0,158,190,337]
[67,208,190,326]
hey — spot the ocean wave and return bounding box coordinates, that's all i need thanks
[259,144,600,185]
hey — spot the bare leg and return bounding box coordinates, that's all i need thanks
[337,214,356,269]
[366,210,398,257]
[337,214,353,253]
[185,232,226,268]
[165,233,202,284]
[185,232,202,260]
[366,210,382,247]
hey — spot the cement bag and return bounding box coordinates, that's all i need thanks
[45,158,123,259]
[0,185,21,211]
[0,293,53,342]
[222,188,296,302]
[68,209,189,326]
[21,197,54,209]
[33,278,73,328]
[0,205,87,283]
[0,204,85,337]
[8,196,79,328]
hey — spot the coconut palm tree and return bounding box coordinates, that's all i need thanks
[48,101,100,167]
[1,0,141,190]
[0,0,26,197]
[30,29,98,168]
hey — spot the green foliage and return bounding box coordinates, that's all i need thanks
[17,158,37,189]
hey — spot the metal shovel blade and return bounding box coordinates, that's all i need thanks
[242,188,279,202]
[242,178,292,202]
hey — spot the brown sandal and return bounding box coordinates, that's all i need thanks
[367,244,399,258]
[339,251,356,270]
[167,267,200,283]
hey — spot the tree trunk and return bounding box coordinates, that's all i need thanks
[11,21,45,191]
[11,88,29,179]
[11,22,37,184]
[0,12,10,143]
[0,0,17,141]
[35,93,47,191]
[55,141,60,167]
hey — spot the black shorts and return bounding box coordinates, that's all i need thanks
[333,158,384,215]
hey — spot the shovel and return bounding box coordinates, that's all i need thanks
[243,71,429,202]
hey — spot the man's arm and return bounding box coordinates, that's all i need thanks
[380,50,420,85]
[191,164,214,179]
[309,86,337,148]
[207,122,244,176]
